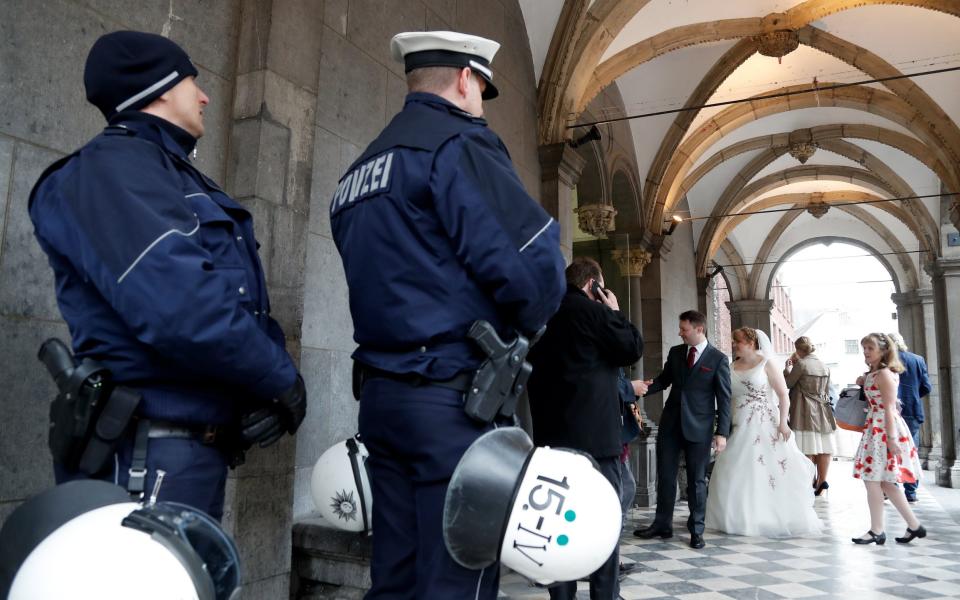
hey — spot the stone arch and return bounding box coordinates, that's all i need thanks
[738,199,920,296]
[699,166,933,273]
[716,239,749,300]
[709,190,926,267]
[537,0,654,144]
[583,5,960,112]
[761,237,907,299]
[607,21,960,232]
[540,0,960,144]
[679,125,951,210]
[657,84,960,237]
[690,138,939,263]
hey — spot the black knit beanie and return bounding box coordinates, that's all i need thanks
[84,31,199,120]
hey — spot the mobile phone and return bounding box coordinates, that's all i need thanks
[590,279,603,300]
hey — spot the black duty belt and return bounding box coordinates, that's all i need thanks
[147,419,222,444]
[128,419,223,498]
[358,364,473,393]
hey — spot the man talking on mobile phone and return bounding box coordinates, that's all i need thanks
[528,256,643,600]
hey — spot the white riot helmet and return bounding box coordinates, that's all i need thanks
[0,480,241,600]
[443,427,621,585]
[311,434,373,532]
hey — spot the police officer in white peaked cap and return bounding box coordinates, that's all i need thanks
[328,29,565,599]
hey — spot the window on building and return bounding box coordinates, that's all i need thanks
[845,339,859,354]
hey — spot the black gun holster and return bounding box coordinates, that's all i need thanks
[462,321,542,424]
[40,339,141,475]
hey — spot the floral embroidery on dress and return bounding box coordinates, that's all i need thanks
[738,381,777,426]
[778,458,788,473]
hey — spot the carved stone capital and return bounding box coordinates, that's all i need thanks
[575,203,617,237]
[612,248,653,278]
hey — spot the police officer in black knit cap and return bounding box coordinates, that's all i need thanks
[28,31,307,519]
[330,31,566,598]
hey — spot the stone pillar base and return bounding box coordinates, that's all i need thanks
[635,425,658,507]
[292,519,371,599]
[935,460,960,488]
[922,447,942,471]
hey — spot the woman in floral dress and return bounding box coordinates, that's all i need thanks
[851,332,926,545]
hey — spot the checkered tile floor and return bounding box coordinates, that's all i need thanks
[499,460,960,599]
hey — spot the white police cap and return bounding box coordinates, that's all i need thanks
[390,31,500,100]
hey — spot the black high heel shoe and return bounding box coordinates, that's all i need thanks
[852,531,886,545]
[895,525,926,544]
[814,481,829,496]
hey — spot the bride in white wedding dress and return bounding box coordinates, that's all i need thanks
[705,327,822,537]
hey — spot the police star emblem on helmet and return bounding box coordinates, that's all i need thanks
[331,489,358,521]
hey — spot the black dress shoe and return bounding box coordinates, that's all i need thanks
[895,524,926,543]
[634,525,673,539]
[690,533,705,549]
[852,530,886,545]
[814,481,830,497]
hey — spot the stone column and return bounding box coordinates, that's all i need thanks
[725,299,774,334]
[931,258,960,487]
[539,143,586,263]
[919,289,942,468]
[891,292,919,349]
[612,246,656,506]
[892,289,941,468]
[638,237,673,425]
[221,1,321,596]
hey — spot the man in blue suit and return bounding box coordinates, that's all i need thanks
[888,332,932,503]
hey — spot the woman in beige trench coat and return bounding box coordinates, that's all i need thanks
[784,336,837,496]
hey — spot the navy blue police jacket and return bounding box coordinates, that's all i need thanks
[330,93,565,379]
[29,112,297,425]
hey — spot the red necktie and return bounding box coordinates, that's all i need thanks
[687,346,697,369]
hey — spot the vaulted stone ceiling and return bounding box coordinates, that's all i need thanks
[520,0,960,299]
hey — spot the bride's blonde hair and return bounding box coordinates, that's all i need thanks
[732,327,759,349]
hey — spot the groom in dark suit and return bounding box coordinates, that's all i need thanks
[634,310,731,548]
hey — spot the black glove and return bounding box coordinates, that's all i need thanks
[273,373,307,434]
[240,408,285,448]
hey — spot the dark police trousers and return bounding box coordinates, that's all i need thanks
[54,433,228,520]
[548,456,622,600]
[359,377,498,600]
